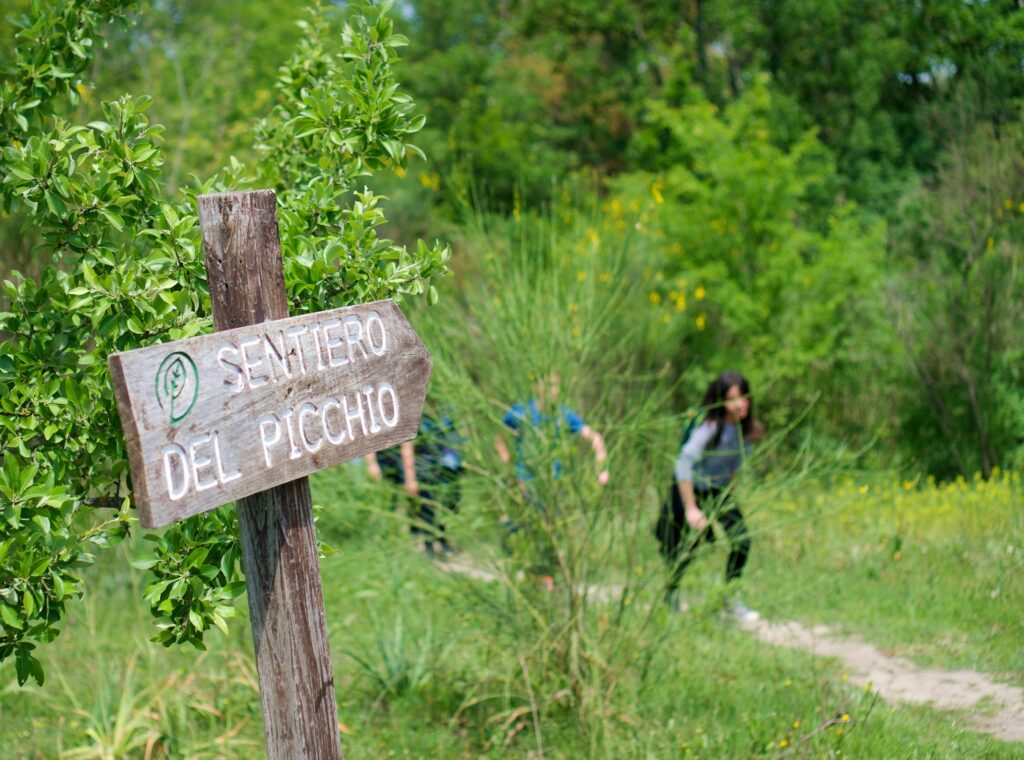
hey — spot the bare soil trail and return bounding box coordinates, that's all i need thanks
[740,618,1024,743]
[438,556,1024,743]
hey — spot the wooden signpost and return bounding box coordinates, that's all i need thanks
[107,190,432,758]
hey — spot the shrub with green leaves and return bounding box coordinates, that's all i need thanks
[612,77,893,444]
[0,0,449,684]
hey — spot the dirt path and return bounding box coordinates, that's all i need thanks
[438,557,1024,743]
[741,618,1024,743]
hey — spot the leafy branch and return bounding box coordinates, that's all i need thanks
[1,0,450,684]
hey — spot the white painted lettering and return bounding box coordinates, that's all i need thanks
[217,343,245,393]
[309,322,329,371]
[322,318,348,368]
[344,315,369,363]
[377,382,400,427]
[342,392,368,441]
[162,443,190,500]
[263,331,292,382]
[321,397,346,445]
[286,325,308,376]
[365,311,387,356]
[189,432,218,492]
[240,336,269,389]
[281,408,303,460]
[362,386,383,433]
[213,431,241,484]
[298,402,323,453]
[259,414,283,467]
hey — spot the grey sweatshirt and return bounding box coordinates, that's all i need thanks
[673,421,750,491]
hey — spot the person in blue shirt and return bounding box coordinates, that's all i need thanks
[494,372,609,487]
[494,373,609,589]
[367,412,464,557]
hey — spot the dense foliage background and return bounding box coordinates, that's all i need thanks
[4,0,1022,478]
[1,1,1023,756]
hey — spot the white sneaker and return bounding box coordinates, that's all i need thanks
[731,599,760,622]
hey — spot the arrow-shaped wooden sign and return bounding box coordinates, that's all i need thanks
[109,299,431,528]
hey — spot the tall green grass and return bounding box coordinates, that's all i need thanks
[2,202,1021,757]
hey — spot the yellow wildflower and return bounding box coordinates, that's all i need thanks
[841,713,850,721]
[695,286,706,300]
[394,166,407,178]
[793,721,801,729]
[779,739,789,748]
[599,272,611,283]
[649,291,662,305]
[696,314,706,330]
[572,325,581,337]
[784,679,793,687]
[577,271,587,281]
[651,180,665,205]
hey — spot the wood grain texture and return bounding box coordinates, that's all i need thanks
[201,190,339,760]
[107,299,430,527]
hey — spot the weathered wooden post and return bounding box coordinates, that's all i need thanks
[107,190,432,758]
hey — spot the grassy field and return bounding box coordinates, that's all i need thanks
[3,204,1021,758]
[2,465,1021,759]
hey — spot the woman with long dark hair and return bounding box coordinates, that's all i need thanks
[657,370,763,619]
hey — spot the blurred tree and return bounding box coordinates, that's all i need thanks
[89,0,308,191]
[712,0,1024,209]
[395,0,700,209]
[889,120,1024,477]
[613,78,892,444]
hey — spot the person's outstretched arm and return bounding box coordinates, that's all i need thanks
[365,453,382,482]
[494,433,511,465]
[401,441,419,496]
[580,425,609,486]
[674,423,714,531]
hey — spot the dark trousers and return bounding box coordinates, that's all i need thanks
[656,483,751,592]
[409,481,460,541]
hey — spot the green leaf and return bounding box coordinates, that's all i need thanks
[210,611,229,635]
[1,602,24,630]
[98,207,125,232]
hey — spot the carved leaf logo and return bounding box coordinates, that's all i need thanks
[155,352,199,424]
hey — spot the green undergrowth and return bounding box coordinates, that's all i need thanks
[746,471,1024,679]
[3,467,1020,758]
[10,442,1016,757]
